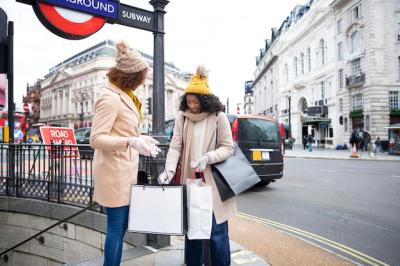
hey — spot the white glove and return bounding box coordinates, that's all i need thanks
[128,137,161,157]
[158,170,175,184]
[139,135,160,145]
[190,155,209,171]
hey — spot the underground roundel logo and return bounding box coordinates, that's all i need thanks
[33,1,106,40]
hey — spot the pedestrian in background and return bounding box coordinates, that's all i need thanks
[374,136,383,153]
[159,65,235,266]
[349,129,359,150]
[307,134,313,152]
[90,41,160,266]
[302,135,307,150]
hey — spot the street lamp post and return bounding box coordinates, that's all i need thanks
[286,92,292,139]
[79,102,84,128]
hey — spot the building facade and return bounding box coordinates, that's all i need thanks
[23,80,41,125]
[251,0,400,148]
[39,40,190,132]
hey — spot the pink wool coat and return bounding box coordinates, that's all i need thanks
[90,82,140,208]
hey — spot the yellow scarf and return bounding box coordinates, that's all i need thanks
[110,81,143,122]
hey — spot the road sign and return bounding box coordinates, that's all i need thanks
[118,4,154,32]
[40,126,80,157]
[32,1,112,39]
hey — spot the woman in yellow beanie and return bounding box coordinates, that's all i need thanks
[90,41,160,266]
[159,65,235,266]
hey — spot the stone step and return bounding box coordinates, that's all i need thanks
[66,246,155,266]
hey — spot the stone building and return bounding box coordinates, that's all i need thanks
[252,0,400,148]
[23,80,41,125]
[39,40,190,132]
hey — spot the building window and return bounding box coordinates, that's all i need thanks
[351,31,361,53]
[350,4,361,21]
[351,58,361,76]
[352,93,363,111]
[344,117,348,132]
[389,91,399,110]
[300,53,305,75]
[320,81,326,99]
[398,57,400,80]
[284,63,289,83]
[337,19,342,34]
[365,115,370,131]
[307,47,311,72]
[338,69,344,89]
[339,98,343,112]
[294,57,298,77]
[337,42,343,60]
[397,23,400,42]
[319,39,326,66]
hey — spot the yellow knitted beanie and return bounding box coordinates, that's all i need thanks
[184,65,211,95]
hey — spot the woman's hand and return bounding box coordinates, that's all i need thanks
[158,170,175,184]
[128,137,161,157]
[190,155,209,171]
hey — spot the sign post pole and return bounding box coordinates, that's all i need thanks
[150,0,169,134]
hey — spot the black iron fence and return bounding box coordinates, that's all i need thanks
[0,143,170,209]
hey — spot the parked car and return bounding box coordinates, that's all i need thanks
[74,127,93,159]
[164,115,284,186]
[227,115,284,186]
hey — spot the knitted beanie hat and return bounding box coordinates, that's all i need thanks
[184,65,211,95]
[115,41,149,73]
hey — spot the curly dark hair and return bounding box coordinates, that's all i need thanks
[179,93,225,113]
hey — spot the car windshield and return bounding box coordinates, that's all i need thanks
[239,118,279,142]
[74,129,90,139]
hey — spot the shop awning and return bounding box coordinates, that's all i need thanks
[301,116,331,126]
[385,123,400,129]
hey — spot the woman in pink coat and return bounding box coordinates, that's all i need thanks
[90,41,160,266]
[159,65,235,266]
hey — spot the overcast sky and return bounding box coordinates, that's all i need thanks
[1,0,301,113]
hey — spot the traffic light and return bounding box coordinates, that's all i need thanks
[146,97,152,115]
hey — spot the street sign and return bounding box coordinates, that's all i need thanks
[32,1,110,39]
[118,4,154,32]
[40,0,119,19]
[40,127,80,157]
[307,106,322,116]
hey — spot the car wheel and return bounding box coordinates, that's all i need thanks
[257,180,270,187]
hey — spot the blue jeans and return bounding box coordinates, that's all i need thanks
[185,214,230,266]
[103,206,129,266]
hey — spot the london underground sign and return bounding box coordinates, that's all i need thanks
[18,0,156,39]
[31,0,117,39]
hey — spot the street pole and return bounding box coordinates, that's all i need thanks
[150,0,169,134]
[288,95,291,138]
[7,21,14,144]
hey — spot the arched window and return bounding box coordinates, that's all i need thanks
[294,57,298,77]
[351,31,361,53]
[301,98,308,113]
[344,117,348,132]
[320,39,325,65]
[307,47,311,71]
[284,63,289,83]
[300,52,305,75]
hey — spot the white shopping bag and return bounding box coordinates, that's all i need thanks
[186,178,213,240]
[128,185,187,235]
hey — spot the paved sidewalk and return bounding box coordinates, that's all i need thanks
[120,237,269,266]
[285,146,400,161]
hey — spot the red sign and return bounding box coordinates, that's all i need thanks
[33,2,107,40]
[40,127,80,158]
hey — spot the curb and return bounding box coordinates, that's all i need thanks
[284,155,400,162]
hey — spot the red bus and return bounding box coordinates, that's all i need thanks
[0,111,27,142]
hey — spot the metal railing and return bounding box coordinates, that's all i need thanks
[346,72,365,88]
[0,142,170,260]
[0,143,170,207]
